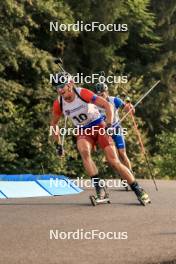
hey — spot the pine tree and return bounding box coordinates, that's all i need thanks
[0,0,76,173]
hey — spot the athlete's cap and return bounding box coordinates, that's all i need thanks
[94,83,108,94]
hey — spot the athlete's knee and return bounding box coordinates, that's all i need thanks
[78,147,91,160]
[120,152,128,161]
[105,146,118,164]
[118,149,127,159]
[108,157,121,167]
[106,154,121,167]
[82,150,91,160]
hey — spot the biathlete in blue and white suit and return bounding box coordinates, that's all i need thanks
[94,83,134,171]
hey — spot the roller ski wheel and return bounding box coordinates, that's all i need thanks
[89,195,111,206]
[137,191,151,206]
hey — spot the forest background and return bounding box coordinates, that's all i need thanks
[0,0,175,179]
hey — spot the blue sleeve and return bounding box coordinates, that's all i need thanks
[92,94,97,103]
[114,97,125,109]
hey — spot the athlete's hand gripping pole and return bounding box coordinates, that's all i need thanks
[54,57,66,73]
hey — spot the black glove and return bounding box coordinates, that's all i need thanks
[55,143,64,156]
[105,123,112,130]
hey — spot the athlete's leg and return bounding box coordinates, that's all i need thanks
[103,144,150,204]
[77,138,105,198]
[118,148,132,171]
[97,123,150,204]
[104,144,135,184]
[77,138,97,176]
[112,133,132,171]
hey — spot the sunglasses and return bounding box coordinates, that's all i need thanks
[55,83,67,89]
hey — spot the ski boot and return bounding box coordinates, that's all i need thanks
[90,187,111,206]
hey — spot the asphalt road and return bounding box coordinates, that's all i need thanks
[0,180,176,264]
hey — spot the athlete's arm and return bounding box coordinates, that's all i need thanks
[94,96,114,125]
[114,97,125,109]
[50,99,62,143]
[80,88,114,125]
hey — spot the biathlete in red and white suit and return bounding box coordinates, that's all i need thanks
[50,72,151,205]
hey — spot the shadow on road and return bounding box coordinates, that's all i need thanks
[0,202,91,206]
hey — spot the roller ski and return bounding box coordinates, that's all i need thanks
[130,181,151,206]
[136,189,151,206]
[90,187,111,206]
